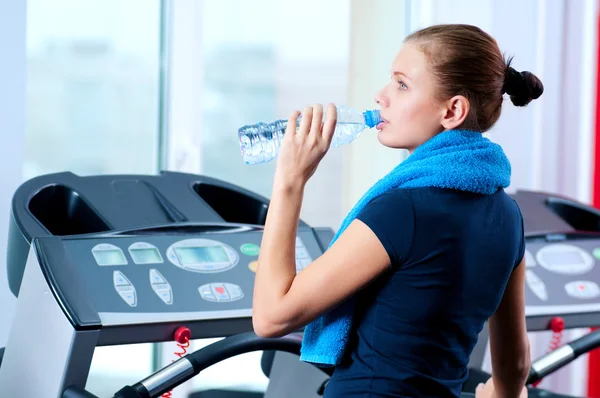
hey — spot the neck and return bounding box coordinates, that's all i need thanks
[408,128,483,154]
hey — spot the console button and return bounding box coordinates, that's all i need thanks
[565,281,600,300]
[149,269,173,305]
[113,271,137,307]
[526,270,548,301]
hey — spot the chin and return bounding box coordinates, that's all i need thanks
[376,129,410,150]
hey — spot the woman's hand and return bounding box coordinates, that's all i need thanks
[274,103,337,190]
[476,377,528,398]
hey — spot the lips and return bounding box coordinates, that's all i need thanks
[376,115,389,130]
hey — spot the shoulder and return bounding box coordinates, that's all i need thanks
[364,187,415,207]
[356,188,415,224]
[404,187,523,214]
[355,188,416,265]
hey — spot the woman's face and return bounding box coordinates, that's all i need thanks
[374,43,446,153]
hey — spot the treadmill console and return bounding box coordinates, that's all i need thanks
[525,235,600,316]
[510,190,600,330]
[35,225,331,331]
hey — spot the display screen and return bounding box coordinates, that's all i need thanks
[130,247,163,264]
[175,246,229,265]
[543,251,583,266]
[93,249,127,266]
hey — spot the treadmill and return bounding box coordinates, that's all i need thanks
[0,171,334,397]
[0,172,598,397]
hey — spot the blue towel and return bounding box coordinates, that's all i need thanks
[299,129,511,367]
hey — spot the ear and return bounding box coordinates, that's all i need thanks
[440,95,470,130]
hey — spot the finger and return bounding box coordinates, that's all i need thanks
[310,103,324,137]
[285,110,301,141]
[475,383,484,397]
[298,105,313,137]
[322,103,337,146]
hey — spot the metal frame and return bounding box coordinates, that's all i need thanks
[157,0,173,174]
[0,245,99,397]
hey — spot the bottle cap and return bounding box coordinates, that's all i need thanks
[363,110,382,128]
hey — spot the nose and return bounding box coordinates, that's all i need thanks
[374,86,388,108]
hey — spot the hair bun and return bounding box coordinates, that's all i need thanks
[502,66,544,107]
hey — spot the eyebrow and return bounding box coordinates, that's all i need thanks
[393,71,412,82]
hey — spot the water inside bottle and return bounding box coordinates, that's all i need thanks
[330,123,366,147]
[239,118,370,164]
[239,121,286,164]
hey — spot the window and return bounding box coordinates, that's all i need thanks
[25,0,162,179]
[165,0,350,393]
[25,0,162,395]
[166,0,351,231]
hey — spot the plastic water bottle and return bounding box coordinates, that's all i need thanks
[238,106,381,165]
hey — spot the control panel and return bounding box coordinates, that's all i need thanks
[524,236,600,318]
[50,227,326,326]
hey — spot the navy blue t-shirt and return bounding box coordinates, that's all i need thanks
[323,187,525,398]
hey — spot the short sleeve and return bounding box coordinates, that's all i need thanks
[514,207,526,270]
[355,189,415,268]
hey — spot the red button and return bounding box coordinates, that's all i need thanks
[215,287,225,294]
[579,284,586,291]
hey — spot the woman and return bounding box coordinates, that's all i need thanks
[252,24,542,398]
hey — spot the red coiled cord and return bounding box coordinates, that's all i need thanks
[532,317,565,387]
[547,317,565,351]
[162,326,192,398]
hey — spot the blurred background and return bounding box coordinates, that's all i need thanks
[1,0,599,397]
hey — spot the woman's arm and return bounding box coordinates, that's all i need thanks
[253,210,390,337]
[252,104,391,337]
[486,256,531,397]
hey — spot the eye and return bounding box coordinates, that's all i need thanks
[397,80,408,90]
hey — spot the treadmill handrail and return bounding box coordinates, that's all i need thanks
[110,332,331,398]
[527,328,600,385]
[58,329,598,398]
